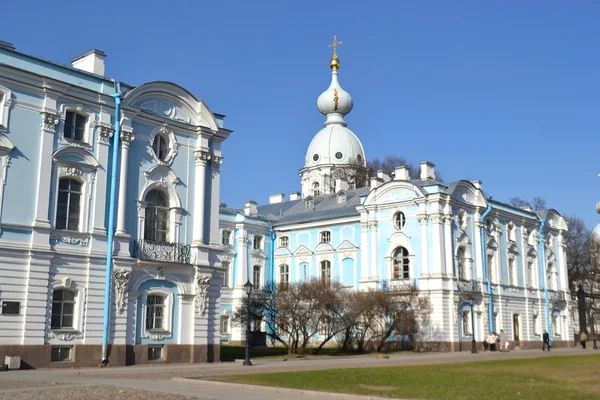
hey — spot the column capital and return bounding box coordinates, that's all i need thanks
[443,213,453,225]
[417,213,429,224]
[120,130,136,148]
[360,222,369,230]
[212,155,224,169]
[194,150,211,166]
[41,111,60,132]
[368,221,378,229]
[97,125,114,145]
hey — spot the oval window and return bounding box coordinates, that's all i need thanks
[313,154,320,162]
[394,211,406,230]
[335,152,343,160]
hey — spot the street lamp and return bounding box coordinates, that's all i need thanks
[243,280,253,366]
[469,297,477,354]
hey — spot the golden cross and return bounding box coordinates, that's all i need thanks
[328,35,342,58]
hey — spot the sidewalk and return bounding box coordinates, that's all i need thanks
[0,348,596,399]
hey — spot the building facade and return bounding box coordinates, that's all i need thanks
[217,46,572,350]
[0,41,229,368]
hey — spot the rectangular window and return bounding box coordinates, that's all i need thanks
[221,230,231,245]
[148,345,163,361]
[146,295,165,330]
[320,260,331,283]
[220,316,229,334]
[56,179,81,231]
[280,264,289,285]
[64,111,86,141]
[222,262,230,288]
[253,266,261,290]
[462,310,471,335]
[51,289,76,329]
[320,231,331,243]
[279,236,289,248]
[253,236,262,250]
[51,346,72,362]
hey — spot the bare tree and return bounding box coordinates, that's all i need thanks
[367,155,443,182]
[509,196,547,211]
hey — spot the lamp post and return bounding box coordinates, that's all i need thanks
[469,297,477,354]
[243,280,253,366]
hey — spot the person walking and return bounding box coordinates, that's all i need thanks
[580,331,587,349]
[542,330,550,351]
[487,332,496,351]
[499,329,507,352]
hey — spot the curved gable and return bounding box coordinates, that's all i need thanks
[53,146,99,167]
[543,209,567,231]
[0,133,14,154]
[448,180,487,207]
[364,181,424,206]
[123,81,219,130]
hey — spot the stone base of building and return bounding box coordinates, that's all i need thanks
[0,344,220,369]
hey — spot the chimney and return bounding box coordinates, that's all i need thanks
[269,193,285,204]
[289,192,301,201]
[335,178,349,192]
[72,49,106,76]
[420,161,436,181]
[394,166,410,181]
[244,200,257,217]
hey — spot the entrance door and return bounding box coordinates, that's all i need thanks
[513,314,520,342]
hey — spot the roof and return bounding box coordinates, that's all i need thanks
[257,187,371,226]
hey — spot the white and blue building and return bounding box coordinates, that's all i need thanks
[217,50,573,350]
[0,41,230,367]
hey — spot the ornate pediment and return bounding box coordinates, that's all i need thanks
[133,97,194,124]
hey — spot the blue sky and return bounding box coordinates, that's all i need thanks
[4,1,598,227]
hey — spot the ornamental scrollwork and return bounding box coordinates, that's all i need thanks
[114,269,131,315]
[61,165,83,179]
[120,130,135,148]
[195,275,211,316]
[50,234,89,247]
[97,125,114,144]
[417,213,429,224]
[194,150,211,166]
[41,112,60,131]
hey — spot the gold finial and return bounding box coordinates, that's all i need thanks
[328,35,342,69]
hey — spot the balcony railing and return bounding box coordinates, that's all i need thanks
[132,239,191,264]
[381,278,417,293]
[457,279,482,293]
[550,291,566,302]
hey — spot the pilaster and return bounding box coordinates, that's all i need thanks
[369,220,378,279]
[359,221,369,280]
[115,129,135,236]
[430,212,445,276]
[33,108,59,229]
[417,212,429,277]
[22,251,53,345]
[443,211,453,277]
[192,150,209,245]
[92,124,113,234]
[209,146,223,245]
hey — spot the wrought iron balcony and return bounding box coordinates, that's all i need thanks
[132,239,191,264]
[381,278,417,293]
[457,279,482,293]
[550,291,566,302]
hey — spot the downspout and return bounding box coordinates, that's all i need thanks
[480,203,493,332]
[538,220,551,344]
[101,83,122,364]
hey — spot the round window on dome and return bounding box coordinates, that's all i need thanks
[357,154,363,163]
[313,154,320,162]
[335,152,343,160]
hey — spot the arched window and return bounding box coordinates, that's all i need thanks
[56,178,82,231]
[457,247,467,280]
[144,190,170,242]
[312,182,320,197]
[152,134,168,161]
[51,289,76,329]
[392,247,410,280]
[320,260,331,283]
[253,265,261,290]
[280,264,289,285]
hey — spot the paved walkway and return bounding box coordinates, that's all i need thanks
[0,348,596,399]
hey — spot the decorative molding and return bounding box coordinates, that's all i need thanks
[50,331,79,341]
[417,213,429,224]
[49,233,89,246]
[360,222,369,230]
[148,123,178,166]
[114,269,131,315]
[368,221,378,229]
[148,332,167,341]
[194,150,211,166]
[120,130,135,148]
[60,165,83,179]
[41,112,60,131]
[195,274,211,316]
[97,125,114,144]
[212,155,223,169]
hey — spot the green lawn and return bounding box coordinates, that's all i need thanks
[222,354,600,400]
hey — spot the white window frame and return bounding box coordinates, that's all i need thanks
[51,165,95,234]
[221,229,232,246]
[148,124,178,166]
[279,236,289,248]
[320,230,331,244]
[49,279,85,336]
[320,260,331,283]
[253,235,263,250]
[253,265,262,289]
[393,211,406,231]
[222,261,230,288]
[279,264,289,285]
[58,103,96,147]
[140,289,174,340]
[220,314,230,335]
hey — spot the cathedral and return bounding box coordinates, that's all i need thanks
[217,39,573,351]
[0,37,572,370]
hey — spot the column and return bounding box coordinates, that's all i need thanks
[209,144,223,245]
[369,221,378,279]
[359,221,369,280]
[443,212,453,277]
[192,150,209,245]
[417,212,429,277]
[430,212,445,276]
[91,124,112,234]
[237,229,249,286]
[33,107,59,228]
[115,129,135,235]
